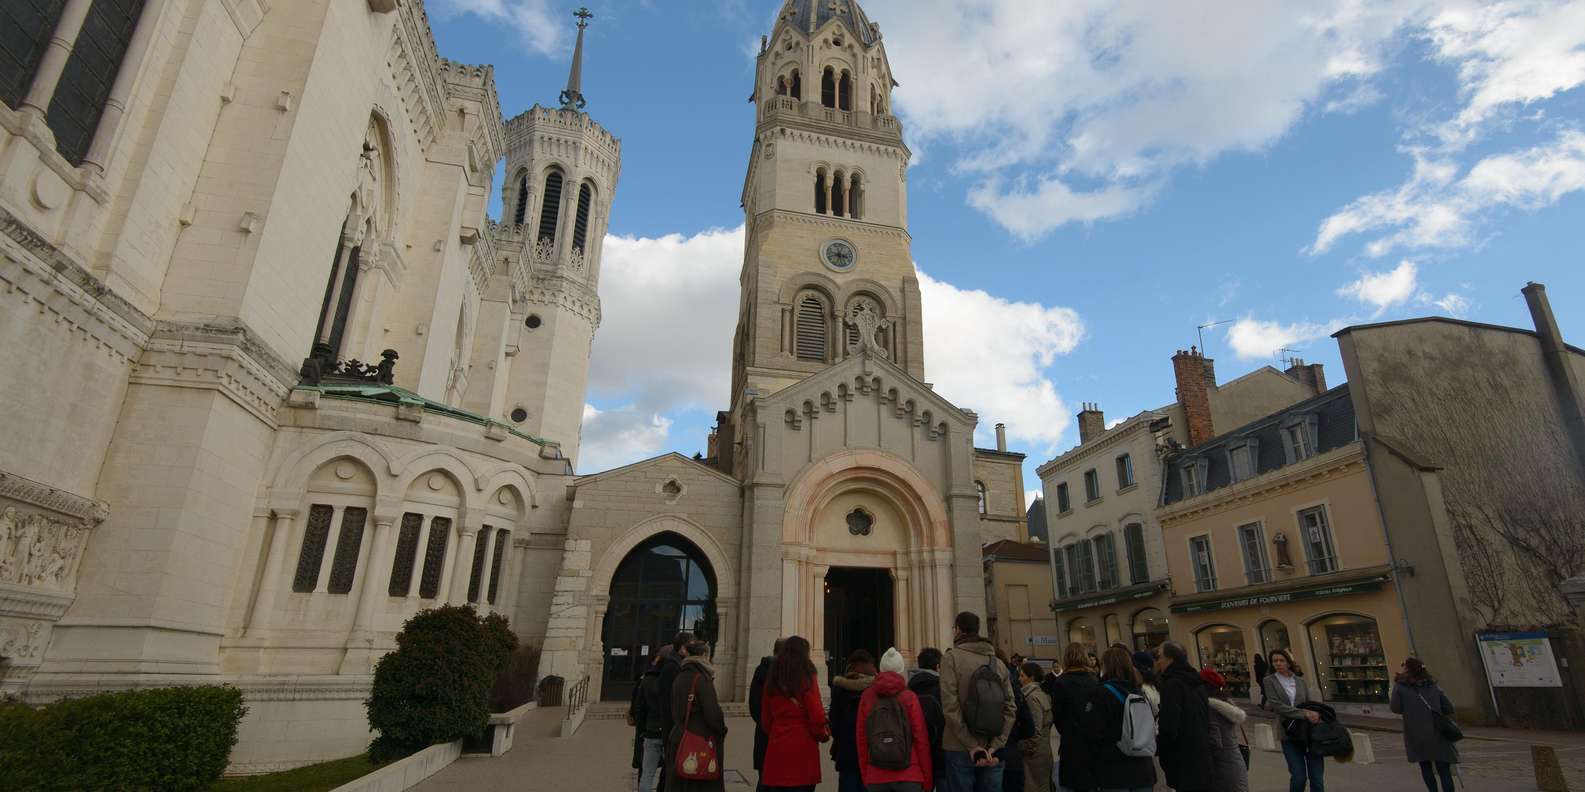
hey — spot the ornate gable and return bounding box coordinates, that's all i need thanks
[754,349,976,442]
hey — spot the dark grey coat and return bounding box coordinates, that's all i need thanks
[1391,680,1459,764]
[1261,672,1316,741]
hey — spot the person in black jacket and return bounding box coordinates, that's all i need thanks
[908,647,946,790]
[1048,643,1099,792]
[1080,646,1157,791]
[748,638,783,790]
[632,651,669,792]
[1154,641,1214,792]
[829,650,877,792]
[656,631,694,792]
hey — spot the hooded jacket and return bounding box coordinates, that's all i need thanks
[1048,668,1098,787]
[1157,659,1214,791]
[857,670,934,789]
[1207,697,1250,792]
[907,669,946,783]
[939,634,1017,752]
[1390,678,1459,765]
[829,669,876,773]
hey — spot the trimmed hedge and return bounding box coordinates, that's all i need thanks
[0,685,247,791]
[366,605,517,763]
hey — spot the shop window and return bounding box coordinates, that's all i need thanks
[1238,521,1271,585]
[1055,483,1071,513]
[1115,453,1135,489]
[1068,618,1096,654]
[1083,469,1101,502]
[1190,534,1217,592]
[1308,614,1389,703]
[1093,533,1119,590]
[1259,619,1292,660]
[1195,625,1251,699]
[1132,608,1169,652]
[1104,614,1124,647]
[1124,522,1149,585]
[1298,506,1338,574]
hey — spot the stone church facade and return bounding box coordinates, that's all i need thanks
[0,0,1025,772]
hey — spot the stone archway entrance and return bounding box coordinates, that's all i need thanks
[597,532,718,702]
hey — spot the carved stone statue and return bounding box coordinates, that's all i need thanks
[846,300,889,358]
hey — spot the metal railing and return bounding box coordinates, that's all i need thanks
[562,674,590,722]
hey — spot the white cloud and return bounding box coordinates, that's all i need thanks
[966,178,1156,242]
[916,270,1084,450]
[579,404,671,474]
[1226,317,1348,361]
[1338,261,1419,314]
[1311,130,1585,256]
[1324,83,1387,115]
[1428,291,1473,316]
[432,0,563,57]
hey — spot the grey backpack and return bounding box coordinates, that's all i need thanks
[964,654,1008,740]
[1105,682,1157,757]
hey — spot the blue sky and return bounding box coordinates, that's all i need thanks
[428,0,1585,497]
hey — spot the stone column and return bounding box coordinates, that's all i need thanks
[349,513,397,634]
[245,508,298,636]
[81,0,160,174]
[448,524,481,604]
[20,0,92,118]
[475,526,498,610]
[811,564,829,681]
[892,567,911,654]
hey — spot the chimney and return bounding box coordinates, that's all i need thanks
[1284,358,1328,395]
[995,423,1008,452]
[1077,403,1106,444]
[1173,347,1216,448]
[1523,282,1585,469]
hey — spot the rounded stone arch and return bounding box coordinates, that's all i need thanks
[590,515,738,601]
[1084,523,1111,539]
[1117,512,1149,529]
[779,271,841,306]
[269,434,396,510]
[838,278,898,316]
[1051,530,1083,548]
[478,466,539,511]
[782,448,951,550]
[506,165,532,224]
[389,450,484,516]
[363,106,401,238]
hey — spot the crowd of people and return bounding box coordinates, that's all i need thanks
[627,612,1462,792]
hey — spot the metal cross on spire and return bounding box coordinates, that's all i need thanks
[559,7,593,112]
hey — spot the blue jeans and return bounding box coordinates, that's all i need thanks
[1282,740,1325,792]
[638,737,662,792]
[943,750,1005,792]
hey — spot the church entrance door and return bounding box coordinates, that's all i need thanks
[823,567,894,681]
[599,533,717,702]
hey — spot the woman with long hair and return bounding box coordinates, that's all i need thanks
[1261,648,1322,792]
[758,636,830,792]
[1390,657,1459,792]
[1079,646,1157,792]
[1049,643,1098,792]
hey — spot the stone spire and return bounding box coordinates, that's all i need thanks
[559,7,592,111]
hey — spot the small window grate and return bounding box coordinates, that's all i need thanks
[537,171,564,243]
[293,505,335,593]
[487,528,509,605]
[571,183,593,252]
[418,516,450,599]
[0,0,66,109]
[467,527,491,604]
[388,513,424,597]
[327,507,367,594]
[794,297,827,362]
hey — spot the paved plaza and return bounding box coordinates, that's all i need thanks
[414,706,1584,791]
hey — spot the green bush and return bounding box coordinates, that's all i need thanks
[366,605,517,763]
[0,685,247,791]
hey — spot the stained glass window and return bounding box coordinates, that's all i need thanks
[1,0,65,109]
[292,505,335,593]
[388,513,423,597]
[327,507,367,594]
[467,527,491,604]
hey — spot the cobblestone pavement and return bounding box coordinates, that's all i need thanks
[415,710,1579,791]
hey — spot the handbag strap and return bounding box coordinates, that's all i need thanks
[682,671,701,735]
[1415,691,1438,714]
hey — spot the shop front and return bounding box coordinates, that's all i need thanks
[1053,581,1171,658]
[1169,567,1408,712]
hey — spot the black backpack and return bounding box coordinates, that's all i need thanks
[963,654,1009,740]
[1308,720,1354,758]
[865,695,913,770]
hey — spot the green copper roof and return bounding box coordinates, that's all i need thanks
[300,383,551,447]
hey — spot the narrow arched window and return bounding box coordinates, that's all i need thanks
[775,76,787,96]
[795,295,827,362]
[537,169,564,244]
[2,2,64,109]
[513,175,529,225]
[814,169,828,214]
[314,215,361,357]
[821,67,836,108]
[45,0,146,165]
[831,170,846,218]
[790,69,802,100]
[572,182,593,252]
[849,174,863,220]
[976,481,989,515]
[838,70,852,111]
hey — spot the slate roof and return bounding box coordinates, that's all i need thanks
[983,539,1051,563]
[781,0,880,45]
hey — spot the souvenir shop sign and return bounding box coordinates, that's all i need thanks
[1052,584,1165,614]
[1478,631,1563,688]
[1171,579,1384,614]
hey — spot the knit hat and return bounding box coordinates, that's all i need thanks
[880,647,906,675]
[1200,668,1226,689]
[1131,651,1154,672]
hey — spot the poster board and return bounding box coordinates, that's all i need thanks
[1477,631,1563,688]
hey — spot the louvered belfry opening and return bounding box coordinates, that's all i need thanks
[838,71,852,111]
[821,67,836,108]
[538,170,564,243]
[790,69,802,100]
[831,171,846,218]
[513,176,529,224]
[814,169,828,214]
[795,296,828,362]
[572,182,593,252]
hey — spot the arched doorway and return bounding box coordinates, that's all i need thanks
[599,533,718,702]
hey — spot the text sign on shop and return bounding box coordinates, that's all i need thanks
[1051,584,1164,613]
[1027,636,1061,646]
[1170,579,1384,614]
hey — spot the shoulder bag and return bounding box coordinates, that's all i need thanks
[675,674,723,781]
[1417,691,1464,743]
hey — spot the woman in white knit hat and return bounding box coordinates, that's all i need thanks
[856,647,935,792]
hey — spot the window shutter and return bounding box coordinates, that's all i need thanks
[572,183,593,251]
[418,517,451,599]
[537,171,564,243]
[293,505,335,593]
[388,513,423,597]
[1125,523,1149,585]
[794,297,827,361]
[327,507,368,594]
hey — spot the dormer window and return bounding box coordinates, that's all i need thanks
[1180,458,1208,498]
[1227,439,1259,483]
[1281,414,1319,464]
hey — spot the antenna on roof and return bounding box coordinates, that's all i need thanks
[1277,347,1301,367]
[1196,320,1233,353]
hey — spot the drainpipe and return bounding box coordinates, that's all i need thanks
[1523,283,1585,470]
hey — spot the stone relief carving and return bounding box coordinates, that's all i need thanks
[0,620,42,661]
[845,299,888,358]
[0,507,88,591]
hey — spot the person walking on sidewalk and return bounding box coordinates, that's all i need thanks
[666,641,727,792]
[760,636,830,792]
[751,638,786,790]
[1017,661,1054,792]
[1079,647,1158,792]
[1154,642,1213,792]
[1048,644,1098,792]
[1390,657,1459,792]
[1200,668,1249,792]
[857,647,935,792]
[1261,648,1323,792]
[939,611,1017,792]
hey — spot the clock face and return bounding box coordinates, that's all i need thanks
[822,239,857,271]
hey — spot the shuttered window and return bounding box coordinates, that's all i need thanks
[388,513,424,597]
[326,507,367,595]
[1,0,66,109]
[418,517,451,599]
[46,0,145,166]
[1124,522,1150,585]
[794,296,827,362]
[537,170,564,243]
[292,505,335,593]
[572,183,593,252]
[1093,533,1119,590]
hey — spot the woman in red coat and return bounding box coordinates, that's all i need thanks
[857,648,933,792]
[759,635,830,791]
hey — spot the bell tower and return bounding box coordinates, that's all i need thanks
[498,7,620,468]
[728,0,922,446]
